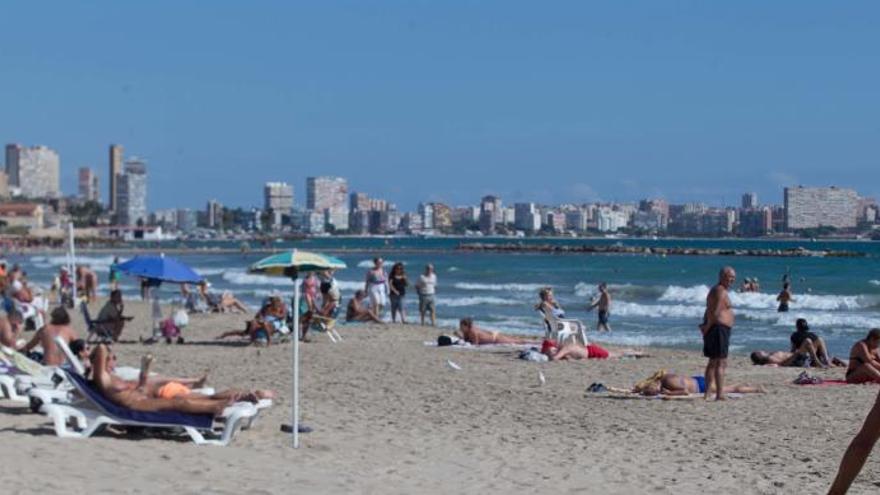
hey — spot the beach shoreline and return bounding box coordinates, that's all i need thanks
[2,302,879,494]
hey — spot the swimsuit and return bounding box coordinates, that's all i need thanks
[692,376,707,394]
[598,309,610,325]
[703,324,731,359]
[157,381,191,399]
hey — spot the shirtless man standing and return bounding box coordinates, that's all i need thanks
[700,266,736,401]
[22,306,78,366]
[588,283,612,332]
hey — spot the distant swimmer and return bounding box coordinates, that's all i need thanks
[588,283,612,332]
[777,282,794,312]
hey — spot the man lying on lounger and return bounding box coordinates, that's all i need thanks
[90,344,274,416]
[632,371,765,397]
[455,318,534,345]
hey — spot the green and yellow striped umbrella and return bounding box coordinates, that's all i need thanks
[248,249,347,276]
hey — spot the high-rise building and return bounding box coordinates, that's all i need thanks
[431,203,453,231]
[739,207,773,237]
[784,186,859,230]
[109,144,124,212]
[264,182,294,212]
[78,167,100,202]
[741,192,758,209]
[514,203,541,232]
[349,192,371,212]
[306,176,348,212]
[116,158,148,226]
[417,203,434,230]
[206,199,223,229]
[5,144,60,198]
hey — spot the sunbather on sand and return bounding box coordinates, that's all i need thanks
[90,344,274,415]
[541,339,646,360]
[633,371,765,396]
[217,297,287,345]
[846,329,880,384]
[750,350,846,368]
[455,318,533,345]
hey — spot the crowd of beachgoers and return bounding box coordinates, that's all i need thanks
[2,254,880,493]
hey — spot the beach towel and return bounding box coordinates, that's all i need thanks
[796,379,880,387]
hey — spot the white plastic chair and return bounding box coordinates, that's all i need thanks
[538,308,588,346]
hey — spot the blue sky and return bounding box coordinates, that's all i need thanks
[1,1,878,210]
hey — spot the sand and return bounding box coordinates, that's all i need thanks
[2,300,880,494]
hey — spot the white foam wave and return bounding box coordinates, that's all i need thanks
[659,284,877,311]
[196,267,227,276]
[356,259,398,268]
[871,280,880,287]
[612,302,705,319]
[34,255,117,272]
[222,270,295,287]
[437,296,522,308]
[454,282,545,292]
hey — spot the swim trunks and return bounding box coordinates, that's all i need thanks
[419,294,435,313]
[157,381,191,399]
[692,376,707,394]
[598,309,610,325]
[586,344,609,359]
[703,324,731,359]
[777,302,789,312]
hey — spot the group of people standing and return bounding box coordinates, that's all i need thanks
[349,258,438,326]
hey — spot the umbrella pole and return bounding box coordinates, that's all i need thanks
[293,281,300,448]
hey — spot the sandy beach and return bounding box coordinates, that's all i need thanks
[2,300,879,494]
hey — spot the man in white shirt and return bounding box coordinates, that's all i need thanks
[415,264,437,326]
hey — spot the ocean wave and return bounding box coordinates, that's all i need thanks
[658,284,878,311]
[34,255,117,272]
[437,296,523,308]
[196,267,227,276]
[222,270,295,287]
[356,259,398,268]
[871,280,880,287]
[454,282,545,292]
[574,282,663,300]
[612,301,705,319]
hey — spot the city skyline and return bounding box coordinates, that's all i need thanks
[2,3,879,210]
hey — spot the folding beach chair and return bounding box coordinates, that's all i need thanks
[81,302,113,343]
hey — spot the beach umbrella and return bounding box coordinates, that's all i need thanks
[115,254,203,284]
[248,249,347,448]
[116,254,203,340]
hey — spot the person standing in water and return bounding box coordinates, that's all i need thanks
[700,266,736,401]
[777,282,794,312]
[588,282,612,332]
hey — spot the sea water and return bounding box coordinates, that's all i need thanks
[12,237,880,357]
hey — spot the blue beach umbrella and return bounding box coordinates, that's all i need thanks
[116,254,203,284]
[249,250,347,448]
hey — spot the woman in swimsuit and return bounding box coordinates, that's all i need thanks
[846,329,880,384]
[456,318,532,345]
[633,372,765,396]
[365,258,388,318]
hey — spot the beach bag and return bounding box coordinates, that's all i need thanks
[437,335,454,347]
[160,318,180,339]
[173,309,189,328]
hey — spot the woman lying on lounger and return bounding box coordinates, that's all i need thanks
[90,344,274,416]
[632,371,765,397]
[455,318,535,345]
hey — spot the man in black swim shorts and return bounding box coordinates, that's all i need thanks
[700,266,736,401]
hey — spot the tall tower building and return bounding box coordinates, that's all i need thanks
[306,176,348,211]
[117,158,148,226]
[6,145,60,198]
[741,192,758,209]
[109,144,124,212]
[78,167,100,202]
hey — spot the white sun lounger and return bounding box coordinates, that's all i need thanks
[43,369,270,446]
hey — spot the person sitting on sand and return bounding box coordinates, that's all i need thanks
[217,297,288,345]
[346,290,385,324]
[846,329,880,384]
[632,371,765,397]
[0,309,23,349]
[95,289,133,342]
[455,318,532,345]
[89,344,273,416]
[21,306,79,366]
[790,318,834,367]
